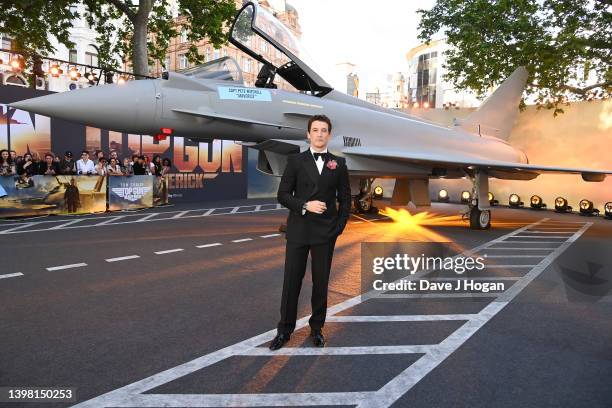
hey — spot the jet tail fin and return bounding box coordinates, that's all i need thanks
[456,67,528,140]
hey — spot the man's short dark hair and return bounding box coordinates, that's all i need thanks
[307,114,332,133]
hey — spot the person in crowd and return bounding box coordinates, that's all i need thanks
[40,153,60,175]
[133,155,146,175]
[31,152,44,174]
[94,150,105,165]
[60,151,76,175]
[107,157,123,175]
[76,150,95,175]
[18,153,36,176]
[161,158,172,176]
[9,150,16,162]
[144,155,155,175]
[109,150,120,163]
[0,149,16,176]
[122,157,134,175]
[95,157,108,175]
[152,155,163,176]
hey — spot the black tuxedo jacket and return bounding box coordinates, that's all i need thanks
[277,149,351,244]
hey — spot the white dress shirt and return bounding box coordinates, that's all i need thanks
[76,159,95,175]
[302,147,329,215]
[310,146,328,175]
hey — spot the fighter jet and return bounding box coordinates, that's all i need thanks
[10,1,612,229]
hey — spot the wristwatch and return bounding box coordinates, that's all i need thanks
[301,201,307,215]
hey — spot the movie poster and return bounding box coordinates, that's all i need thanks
[108,175,154,211]
[0,175,106,217]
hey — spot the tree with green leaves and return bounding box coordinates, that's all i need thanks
[0,0,237,78]
[417,0,612,115]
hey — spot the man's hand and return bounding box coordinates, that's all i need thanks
[305,200,327,214]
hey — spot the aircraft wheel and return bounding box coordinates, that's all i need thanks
[469,207,491,230]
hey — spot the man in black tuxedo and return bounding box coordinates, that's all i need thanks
[270,114,351,350]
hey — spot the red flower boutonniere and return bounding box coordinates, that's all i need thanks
[326,159,337,170]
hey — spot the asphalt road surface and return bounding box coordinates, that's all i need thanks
[1,198,611,408]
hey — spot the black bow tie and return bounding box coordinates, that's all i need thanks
[312,152,326,161]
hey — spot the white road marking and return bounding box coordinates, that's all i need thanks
[484,264,537,268]
[254,205,261,211]
[511,235,570,238]
[70,218,593,408]
[502,240,568,244]
[239,345,435,356]
[46,263,87,271]
[196,243,222,249]
[48,219,82,230]
[327,314,476,322]
[171,211,189,219]
[136,213,157,222]
[0,222,36,233]
[231,238,252,243]
[95,216,126,226]
[106,255,141,263]
[484,255,546,258]
[230,206,239,214]
[260,233,281,238]
[0,203,283,234]
[0,272,24,279]
[355,221,592,408]
[483,247,558,250]
[519,231,574,234]
[155,248,184,255]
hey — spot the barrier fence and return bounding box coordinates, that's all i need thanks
[0,175,168,218]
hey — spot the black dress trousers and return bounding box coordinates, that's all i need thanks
[277,234,338,334]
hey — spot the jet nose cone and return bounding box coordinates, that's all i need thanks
[9,80,158,134]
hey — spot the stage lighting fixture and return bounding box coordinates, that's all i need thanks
[460,191,471,203]
[530,195,546,209]
[605,202,612,219]
[32,55,44,77]
[49,64,61,77]
[579,199,599,216]
[554,197,572,213]
[423,101,430,109]
[373,185,383,199]
[438,189,449,202]
[509,194,523,208]
[117,76,126,84]
[10,57,23,72]
[105,71,114,84]
[68,67,80,80]
[488,192,498,206]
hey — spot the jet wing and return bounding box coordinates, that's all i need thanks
[172,108,304,130]
[342,146,612,182]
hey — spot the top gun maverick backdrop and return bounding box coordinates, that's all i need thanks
[0,85,269,203]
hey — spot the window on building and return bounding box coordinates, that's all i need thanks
[180,29,188,43]
[243,57,251,73]
[205,48,210,62]
[164,56,171,70]
[85,52,98,66]
[223,48,228,57]
[261,41,268,54]
[213,48,220,60]
[179,54,187,69]
[69,49,78,63]
[1,35,13,50]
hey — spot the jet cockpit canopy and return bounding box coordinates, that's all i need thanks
[229,1,332,96]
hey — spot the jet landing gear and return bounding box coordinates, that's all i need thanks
[463,170,491,230]
[352,177,379,215]
[468,205,491,230]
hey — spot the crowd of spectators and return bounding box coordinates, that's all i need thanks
[0,149,173,177]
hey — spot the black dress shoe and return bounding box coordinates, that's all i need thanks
[269,333,291,350]
[311,329,325,347]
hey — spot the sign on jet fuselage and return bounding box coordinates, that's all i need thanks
[218,86,272,102]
